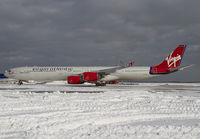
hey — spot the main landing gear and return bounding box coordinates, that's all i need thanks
[18,80,23,85]
[95,82,106,86]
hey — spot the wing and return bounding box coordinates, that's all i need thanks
[67,61,134,84]
[94,61,134,75]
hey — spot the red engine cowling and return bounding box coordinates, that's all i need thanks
[83,72,98,82]
[67,76,83,84]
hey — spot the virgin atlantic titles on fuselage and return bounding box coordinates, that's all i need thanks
[5,45,190,86]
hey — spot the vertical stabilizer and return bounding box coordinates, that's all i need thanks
[150,45,186,74]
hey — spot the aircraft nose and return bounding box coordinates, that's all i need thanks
[4,71,9,77]
[4,70,14,77]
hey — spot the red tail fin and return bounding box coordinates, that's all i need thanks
[150,45,186,74]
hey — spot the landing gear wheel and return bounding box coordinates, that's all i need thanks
[18,80,23,85]
[95,82,106,86]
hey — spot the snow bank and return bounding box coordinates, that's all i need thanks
[0,83,200,138]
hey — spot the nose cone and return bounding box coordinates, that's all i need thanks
[4,72,9,77]
[4,70,14,78]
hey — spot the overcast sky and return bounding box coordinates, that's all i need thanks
[0,0,200,82]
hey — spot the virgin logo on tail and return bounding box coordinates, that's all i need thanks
[165,52,181,68]
[150,45,186,74]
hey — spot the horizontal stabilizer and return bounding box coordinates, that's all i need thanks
[179,64,194,71]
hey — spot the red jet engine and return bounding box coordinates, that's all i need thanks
[83,72,98,82]
[67,76,83,84]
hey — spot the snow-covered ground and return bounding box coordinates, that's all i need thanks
[0,82,200,139]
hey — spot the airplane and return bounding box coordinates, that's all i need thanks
[4,45,191,86]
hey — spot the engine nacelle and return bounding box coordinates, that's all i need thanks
[83,72,98,82]
[67,76,83,84]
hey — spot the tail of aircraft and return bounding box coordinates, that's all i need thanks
[150,45,186,74]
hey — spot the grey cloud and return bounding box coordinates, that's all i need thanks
[0,0,199,81]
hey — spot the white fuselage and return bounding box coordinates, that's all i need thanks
[5,66,160,82]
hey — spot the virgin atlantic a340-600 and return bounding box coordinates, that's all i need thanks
[5,45,192,86]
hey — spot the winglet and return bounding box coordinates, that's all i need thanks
[128,61,134,67]
[119,61,135,67]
